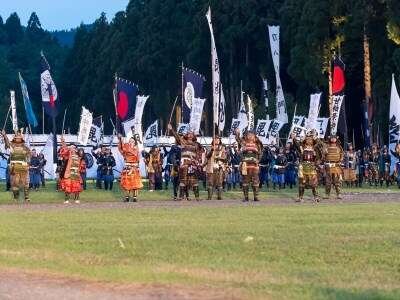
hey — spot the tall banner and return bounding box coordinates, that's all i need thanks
[19,73,38,128]
[389,74,400,171]
[77,107,93,146]
[144,120,158,146]
[315,117,329,139]
[134,95,149,125]
[256,119,272,144]
[263,79,269,115]
[247,95,254,130]
[331,57,346,137]
[189,97,205,135]
[268,25,288,124]
[88,116,103,146]
[238,96,248,130]
[10,91,18,132]
[40,52,59,117]
[182,67,205,123]
[330,95,344,136]
[362,102,371,148]
[305,93,321,130]
[206,7,225,132]
[41,134,54,179]
[122,117,136,139]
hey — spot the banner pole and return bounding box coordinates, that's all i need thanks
[166,95,179,135]
[2,105,11,132]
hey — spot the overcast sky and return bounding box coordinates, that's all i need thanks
[0,0,129,30]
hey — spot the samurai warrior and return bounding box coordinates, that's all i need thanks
[343,143,358,187]
[272,147,287,190]
[168,124,203,201]
[206,136,227,200]
[1,129,31,202]
[323,135,344,199]
[292,130,324,202]
[59,138,85,204]
[285,142,298,189]
[145,146,163,191]
[235,129,264,202]
[118,134,143,202]
[368,144,380,186]
[379,146,391,187]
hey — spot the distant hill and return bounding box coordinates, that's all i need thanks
[52,25,92,47]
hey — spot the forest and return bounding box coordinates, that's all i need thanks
[0,0,400,146]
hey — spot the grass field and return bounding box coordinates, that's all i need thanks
[0,183,400,299]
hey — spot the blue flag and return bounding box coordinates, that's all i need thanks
[19,73,38,127]
[182,67,205,123]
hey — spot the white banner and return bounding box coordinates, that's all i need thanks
[122,117,136,139]
[247,95,254,130]
[206,7,225,132]
[134,95,149,124]
[229,118,240,139]
[41,134,55,179]
[290,125,306,141]
[77,107,93,146]
[330,95,344,135]
[305,93,322,130]
[389,74,400,172]
[288,115,306,140]
[268,25,288,124]
[238,96,248,130]
[266,119,284,145]
[316,117,329,139]
[189,97,205,135]
[256,119,272,144]
[10,90,18,132]
[144,120,158,146]
[263,79,269,109]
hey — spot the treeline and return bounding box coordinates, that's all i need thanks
[1,1,400,145]
[0,12,67,132]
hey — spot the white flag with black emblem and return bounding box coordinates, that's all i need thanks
[268,25,288,124]
[266,119,284,145]
[206,7,225,132]
[144,120,158,146]
[189,97,205,135]
[305,93,322,130]
[247,95,254,130]
[77,106,93,146]
[256,119,272,144]
[315,117,329,139]
[330,94,344,135]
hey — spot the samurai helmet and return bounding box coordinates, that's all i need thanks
[11,128,25,144]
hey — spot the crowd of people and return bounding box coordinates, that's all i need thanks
[2,126,400,203]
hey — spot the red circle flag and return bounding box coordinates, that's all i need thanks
[117,91,129,119]
[332,66,345,94]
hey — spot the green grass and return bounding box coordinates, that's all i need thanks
[0,202,400,299]
[1,180,400,204]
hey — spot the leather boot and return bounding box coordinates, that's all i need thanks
[217,187,222,200]
[207,187,213,200]
[242,185,249,202]
[252,186,259,201]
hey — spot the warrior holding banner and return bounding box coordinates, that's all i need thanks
[235,129,263,202]
[323,136,344,199]
[206,136,227,200]
[1,129,31,202]
[59,137,85,204]
[118,134,143,202]
[168,124,202,201]
[291,130,324,202]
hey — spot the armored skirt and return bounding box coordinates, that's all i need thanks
[121,164,143,191]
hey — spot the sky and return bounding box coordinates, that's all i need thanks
[0,0,129,31]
